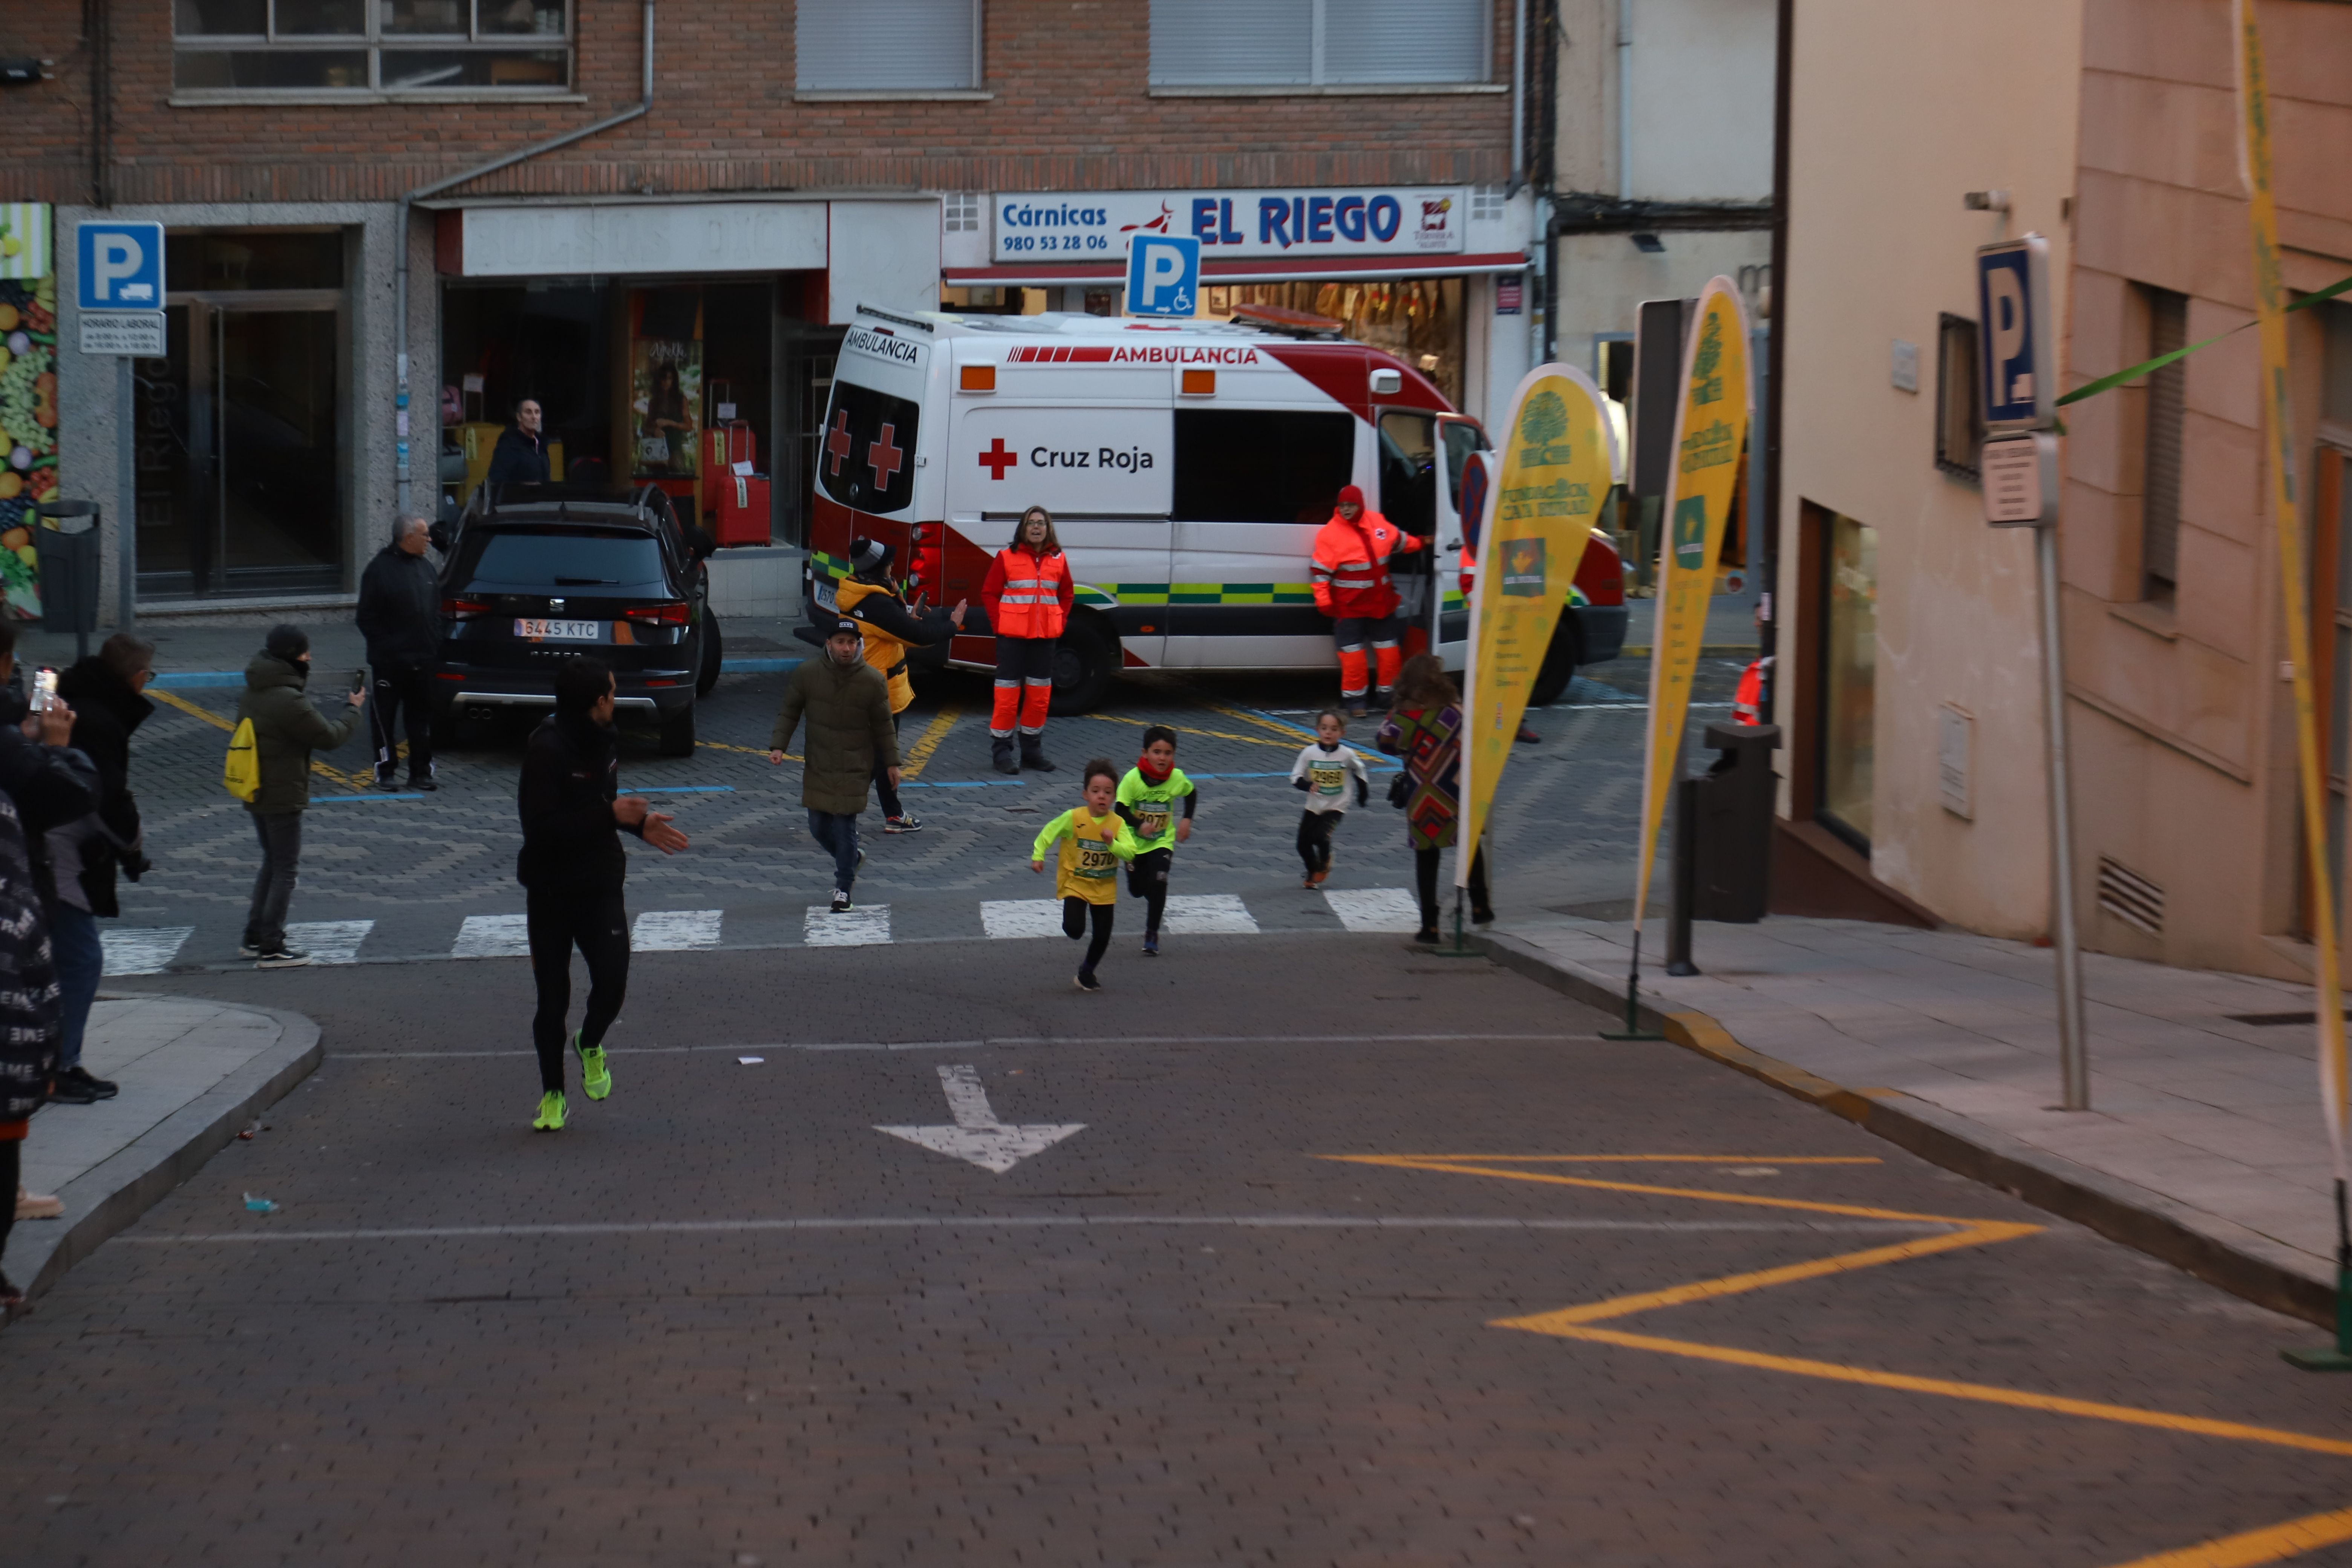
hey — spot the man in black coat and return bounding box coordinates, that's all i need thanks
[487,396,549,488]
[355,514,441,790]
[49,633,156,1104]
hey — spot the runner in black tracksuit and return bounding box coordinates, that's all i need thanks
[514,656,688,1131]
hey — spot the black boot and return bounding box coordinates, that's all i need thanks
[991,736,1018,775]
[1020,734,1057,772]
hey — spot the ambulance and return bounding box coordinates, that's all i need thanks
[805,305,1627,711]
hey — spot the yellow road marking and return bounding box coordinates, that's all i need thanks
[153,688,374,789]
[899,703,960,779]
[2101,1505,2352,1567]
[1369,1154,1882,1165]
[1077,711,1299,750]
[1324,1153,1992,1227]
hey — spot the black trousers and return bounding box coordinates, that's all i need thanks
[1414,846,1491,929]
[370,662,435,782]
[1126,847,1172,937]
[0,1137,17,1284]
[873,710,903,818]
[243,810,302,951]
[1297,809,1342,874]
[1062,896,1115,973]
[527,891,630,1093]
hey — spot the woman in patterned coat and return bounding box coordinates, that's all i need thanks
[1376,653,1495,943]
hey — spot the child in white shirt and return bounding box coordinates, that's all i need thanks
[1289,710,1371,888]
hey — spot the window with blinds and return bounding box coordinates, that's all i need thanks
[1150,0,1488,87]
[2142,285,2188,598]
[797,0,979,91]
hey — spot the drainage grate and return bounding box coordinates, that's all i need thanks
[2095,856,2163,936]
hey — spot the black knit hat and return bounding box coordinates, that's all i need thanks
[264,624,309,661]
[850,536,891,576]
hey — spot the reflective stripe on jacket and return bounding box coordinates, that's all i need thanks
[1309,508,1424,619]
[987,546,1071,639]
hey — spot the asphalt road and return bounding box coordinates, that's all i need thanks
[11,937,2352,1566]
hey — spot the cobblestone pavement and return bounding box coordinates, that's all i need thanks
[11,941,2352,1566]
[94,657,1743,971]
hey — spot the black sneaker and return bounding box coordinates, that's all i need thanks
[1074,969,1102,992]
[407,776,439,792]
[236,941,261,960]
[45,1073,98,1106]
[254,947,312,969]
[830,891,853,914]
[61,1066,117,1100]
[372,776,401,792]
[1141,936,1159,957]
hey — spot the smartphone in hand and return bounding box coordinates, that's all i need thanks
[351,669,367,696]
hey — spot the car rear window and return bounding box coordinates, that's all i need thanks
[460,530,669,591]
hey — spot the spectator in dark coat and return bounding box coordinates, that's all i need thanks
[356,514,441,790]
[234,625,364,968]
[487,397,550,488]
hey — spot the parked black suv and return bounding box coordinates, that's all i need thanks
[434,483,721,755]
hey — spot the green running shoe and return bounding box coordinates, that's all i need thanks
[573,1030,611,1101]
[532,1090,568,1131]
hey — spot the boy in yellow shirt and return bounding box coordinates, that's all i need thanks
[1031,759,1143,992]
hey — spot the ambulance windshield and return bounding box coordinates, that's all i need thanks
[816,379,921,515]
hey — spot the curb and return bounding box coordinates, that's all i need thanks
[14,1003,323,1304]
[1474,928,2339,1329]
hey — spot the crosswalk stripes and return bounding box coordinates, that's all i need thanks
[633,910,722,951]
[452,913,531,959]
[285,919,373,966]
[981,900,1065,940]
[1160,894,1259,935]
[805,905,891,947]
[1321,887,1421,933]
[100,926,192,976]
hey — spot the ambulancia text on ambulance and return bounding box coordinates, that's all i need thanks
[807,305,1628,711]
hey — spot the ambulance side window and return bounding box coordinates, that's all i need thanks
[1173,409,1354,525]
[1378,410,1437,536]
[816,379,921,516]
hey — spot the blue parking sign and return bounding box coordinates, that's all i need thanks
[1975,234,2053,432]
[1125,234,1200,318]
[76,221,166,311]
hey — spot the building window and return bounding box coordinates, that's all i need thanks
[2141,285,2188,600]
[943,193,983,234]
[1934,313,1982,479]
[173,0,571,94]
[1818,511,1878,851]
[1149,0,1490,88]
[797,0,980,92]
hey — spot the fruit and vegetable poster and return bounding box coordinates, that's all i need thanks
[0,203,55,620]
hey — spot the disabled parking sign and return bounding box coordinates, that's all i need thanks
[1125,234,1199,318]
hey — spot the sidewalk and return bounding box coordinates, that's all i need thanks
[9,994,320,1302]
[1478,913,2346,1325]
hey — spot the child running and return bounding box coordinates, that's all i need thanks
[1115,724,1197,956]
[1032,758,1144,991]
[1289,709,1371,888]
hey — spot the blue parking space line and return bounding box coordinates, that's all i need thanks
[720,657,802,672]
[152,671,246,689]
[314,793,426,802]
[636,785,735,793]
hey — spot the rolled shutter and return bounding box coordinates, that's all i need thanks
[1322,0,1488,84]
[1149,0,1312,86]
[797,0,978,90]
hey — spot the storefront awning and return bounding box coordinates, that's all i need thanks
[942,251,1528,288]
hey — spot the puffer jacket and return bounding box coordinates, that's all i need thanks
[52,655,152,917]
[235,654,360,814]
[0,790,60,1124]
[769,654,898,815]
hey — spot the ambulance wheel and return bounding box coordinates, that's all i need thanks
[696,615,724,697]
[1049,614,1120,716]
[1527,612,1583,708]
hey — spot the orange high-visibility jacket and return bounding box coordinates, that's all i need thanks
[983,545,1072,639]
[1310,509,1424,619]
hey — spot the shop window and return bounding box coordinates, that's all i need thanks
[1149,0,1489,87]
[165,231,344,292]
[174,0,570,95]
[2140,284,2188,599]
[1934,313,1982,479]
[1173,409,1353,524]
[1818,511,1878,851]
[797,0,979,91]
[1211,278,1464,407]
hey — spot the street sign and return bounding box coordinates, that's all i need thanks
[1975,234,2054,432]
[1981,432,2058,526]
[78,312,163,357]
[1125,233,1199,318]
[75,220,165,357]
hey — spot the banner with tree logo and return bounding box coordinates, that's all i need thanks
[1631,278,1752,927]
[1457,366,1616,885]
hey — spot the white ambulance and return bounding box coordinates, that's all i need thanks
[805,305,1627,710]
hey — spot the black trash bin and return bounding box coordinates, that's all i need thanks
[1665,721,1782,974]
[31,500,101,662]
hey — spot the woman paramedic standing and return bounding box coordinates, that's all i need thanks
[981,507,1075,775]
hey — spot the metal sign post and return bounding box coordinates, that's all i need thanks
[1977,234,2087,1110]
[75,220,165,630]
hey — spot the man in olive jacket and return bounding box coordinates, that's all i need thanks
[235,625,364,968]
[769,619,898,913]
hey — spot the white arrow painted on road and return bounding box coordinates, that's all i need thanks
[875,1064,1084,1173]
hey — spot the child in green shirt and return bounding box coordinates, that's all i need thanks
[1031,758,1143,991]
[1115,725,1197,957]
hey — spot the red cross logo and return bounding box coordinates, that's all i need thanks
[824,409,853,477]
[866,422,905,490]
[978,438,1018,480]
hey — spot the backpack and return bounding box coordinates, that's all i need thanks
[223,717,260,802]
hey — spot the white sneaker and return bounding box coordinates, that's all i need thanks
[15,1185,62,1220]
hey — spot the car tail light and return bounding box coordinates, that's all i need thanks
[443,597,491,620]
[622,602,690,627]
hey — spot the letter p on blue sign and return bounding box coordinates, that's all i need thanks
[1125,234,1200,318]
[76,220,165,311]
[1974,234,2053,432]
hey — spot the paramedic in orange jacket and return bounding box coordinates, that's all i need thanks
[1310,484,1425,717]
[980,506,1075,775]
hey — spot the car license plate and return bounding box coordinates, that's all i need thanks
[813,577,838,612]
[514,618,601,642]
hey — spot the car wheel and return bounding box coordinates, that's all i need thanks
[696,614,724,697]
[1527,611,1583,708]
[657,701,696,757]
[1047,612,1120,716]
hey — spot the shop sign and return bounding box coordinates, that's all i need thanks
[992,188,1467,263]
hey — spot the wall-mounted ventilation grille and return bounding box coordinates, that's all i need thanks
[2096,856,2163,936]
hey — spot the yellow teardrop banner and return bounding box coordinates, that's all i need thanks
[1632,278,1752,926]
[1457,366,1617,884]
